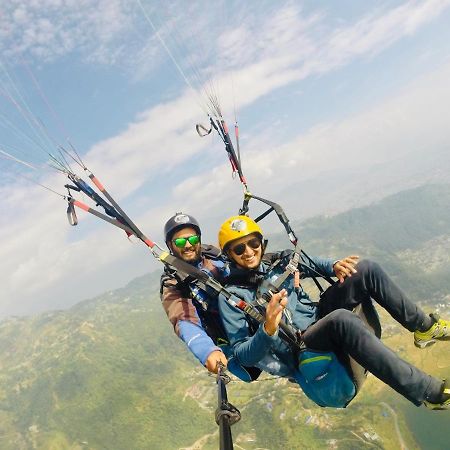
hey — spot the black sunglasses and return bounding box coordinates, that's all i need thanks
[230,237,261,256]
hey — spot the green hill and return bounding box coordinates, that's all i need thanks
[0,184,449,449]
[269,183,450,304]
[0,272,215,449]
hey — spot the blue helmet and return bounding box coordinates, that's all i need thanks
[164,212,201,244]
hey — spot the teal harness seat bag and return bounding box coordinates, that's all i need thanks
[294,350,356,408]
[294,301,382,408]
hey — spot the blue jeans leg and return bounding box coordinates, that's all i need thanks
[319,259,427,332]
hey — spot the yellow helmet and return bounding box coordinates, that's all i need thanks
[218,215,263,251]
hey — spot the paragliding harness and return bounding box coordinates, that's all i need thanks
[160,244,230,347]
[234,196,381,406]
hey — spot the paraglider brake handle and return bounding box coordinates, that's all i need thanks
[215,364,241,427]
[216,362,232,387]
[215,402,241,427]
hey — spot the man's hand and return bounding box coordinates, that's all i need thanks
[264,289,288,336]
[333,255,359,284]
[205,350,228,373]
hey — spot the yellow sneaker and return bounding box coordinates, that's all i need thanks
[414,314,450,349]
[424,380,450,410]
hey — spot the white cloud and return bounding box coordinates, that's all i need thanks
[0,177,146,315]
[0,0,135,63]
[3,0,447,78]
[322,0,450,65]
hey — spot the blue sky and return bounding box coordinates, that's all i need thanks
[1,0,450,317]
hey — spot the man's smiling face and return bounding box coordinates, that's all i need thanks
[228,233,262,270]
[170,226,201,263]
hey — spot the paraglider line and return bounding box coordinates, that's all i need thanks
[135,0,207,113]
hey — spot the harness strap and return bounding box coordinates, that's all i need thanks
[69,198,136,235]
[300,251,335,286]
[159,252,212,285]
[271,242,301,291]
[268,249,336,295]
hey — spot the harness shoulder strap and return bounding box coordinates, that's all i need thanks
[264,243,302,292]
[160,266,191,296]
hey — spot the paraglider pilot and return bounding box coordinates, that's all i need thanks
[160,213,228,373]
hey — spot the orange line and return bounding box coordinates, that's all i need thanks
[143,238,154,248]
[89,174,104,191]
[73,200,90,212]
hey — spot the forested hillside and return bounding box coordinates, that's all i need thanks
[271,184,450,303]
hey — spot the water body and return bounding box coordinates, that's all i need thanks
[399,398,448,450]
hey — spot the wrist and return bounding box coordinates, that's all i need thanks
[332,260,340,274]
[263,321,278,336]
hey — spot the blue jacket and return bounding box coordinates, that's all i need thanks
[218,252,335,377]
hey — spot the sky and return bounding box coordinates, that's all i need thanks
[1,0,450,318]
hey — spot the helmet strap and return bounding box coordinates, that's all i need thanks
[262,239,268,253]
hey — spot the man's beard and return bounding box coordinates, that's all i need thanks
[182,247,201,264]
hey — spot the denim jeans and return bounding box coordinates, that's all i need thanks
[301,259,442,405]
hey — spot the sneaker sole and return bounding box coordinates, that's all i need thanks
[414,340,437,349]
[426,405,449,410]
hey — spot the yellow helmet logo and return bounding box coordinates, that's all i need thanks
[218,215,263,250]
[230,218,248,232]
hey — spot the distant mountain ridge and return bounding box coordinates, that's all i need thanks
[295,183,450,253]
[269,183,450,304]
[276,148,450,220]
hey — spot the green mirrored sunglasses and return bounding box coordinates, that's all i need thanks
[173,234,200,248]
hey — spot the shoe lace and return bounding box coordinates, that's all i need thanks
[434,320,448,337]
